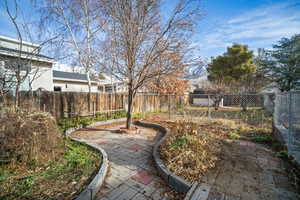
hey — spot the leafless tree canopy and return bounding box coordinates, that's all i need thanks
[0,0,51,107]
[39,0,105,110]
[98,0,202,128]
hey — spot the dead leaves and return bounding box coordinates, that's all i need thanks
[160,121,221,183]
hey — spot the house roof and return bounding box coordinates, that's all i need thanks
[53,70,98,82]
[0,35,39,47]
[0,46,54,63]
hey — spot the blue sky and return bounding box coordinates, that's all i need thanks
[196,0,300,58]
[0,0,300,60]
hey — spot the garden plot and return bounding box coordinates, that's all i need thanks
[0,110,101,200]
[144,107,300,200]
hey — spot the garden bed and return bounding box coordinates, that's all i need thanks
[0,139,101,200]
[146,107,277,184]
[0,109,102,200]
[159,121,221,183]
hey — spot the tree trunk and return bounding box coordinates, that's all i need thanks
[14,83,20,108]
[87,72,92,113]
[126,89,134,129]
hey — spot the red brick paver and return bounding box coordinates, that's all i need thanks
[131,170,154,185]
[127,144,145,151]
[97,140,110,145]
[71,124,169,200]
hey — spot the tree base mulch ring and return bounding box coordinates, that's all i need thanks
[118,126,140,134]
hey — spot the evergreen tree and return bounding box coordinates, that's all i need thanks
[207,43,256,90]
[259,34,300,91]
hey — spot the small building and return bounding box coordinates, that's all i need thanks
[53,70,99,92]
[0,35,54,91]
[190,88,223,107]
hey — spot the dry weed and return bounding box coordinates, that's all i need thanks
[0,108,61,165]
[160,121,221,183]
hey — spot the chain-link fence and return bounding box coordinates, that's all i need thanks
[274,91,300,160]
[189,93,263,108]
[263,93,275,113]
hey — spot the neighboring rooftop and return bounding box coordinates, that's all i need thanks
[0,35,39,48]
[53,70,98,82]
[0,35,54,63]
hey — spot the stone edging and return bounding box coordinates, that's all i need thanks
[64,118,127,200]
[135,121,192,193]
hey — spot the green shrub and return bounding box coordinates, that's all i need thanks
[228,132,241,140]
[171,136,192,149]
[251,134,273,144]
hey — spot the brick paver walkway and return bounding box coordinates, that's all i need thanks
[71,124,170,200]
[194,140,299,200]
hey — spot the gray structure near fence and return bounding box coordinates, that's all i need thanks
[189,93,264,107]
[273,91,300,163]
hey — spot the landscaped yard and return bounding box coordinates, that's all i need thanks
[144,106,300,199]
[0,110,101,200]
[0,140,101,200]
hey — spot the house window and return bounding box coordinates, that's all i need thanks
[65,84,68,88]
[54,86,62,91]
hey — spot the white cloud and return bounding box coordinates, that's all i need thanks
[199,1,300,57]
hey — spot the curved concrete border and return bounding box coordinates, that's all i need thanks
[64,118,128,200]
[135,121,192,194]
[72,138,109,200]
[65,117,127,135]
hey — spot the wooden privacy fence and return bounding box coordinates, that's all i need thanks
[0,92,187,119]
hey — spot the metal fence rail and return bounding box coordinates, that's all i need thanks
[274,91,300,160]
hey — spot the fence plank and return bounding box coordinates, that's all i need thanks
[0,92,186,120]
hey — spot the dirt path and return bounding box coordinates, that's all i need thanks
[198,140,299,200]
[70,123,176,200]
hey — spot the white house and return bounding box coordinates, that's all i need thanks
[53,70,99,92]
[0,35,127,94]
[0,35,54,91]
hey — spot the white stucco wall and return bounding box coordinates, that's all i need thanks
[0,59,54,92]
[53,80,98,92]
[30,63,54,91]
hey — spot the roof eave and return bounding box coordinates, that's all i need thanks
[0,50,54,63]
[53,77,98,83]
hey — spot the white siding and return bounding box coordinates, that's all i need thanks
[53,80,98,92]
[30,64,54,91]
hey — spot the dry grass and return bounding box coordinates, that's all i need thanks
[173,107,273,142]
[160,121,221,183]
[150,107,274,184]
[0,108,101,200]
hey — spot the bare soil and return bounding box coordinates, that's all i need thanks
[202,139,299,200]
[145,109,300,200]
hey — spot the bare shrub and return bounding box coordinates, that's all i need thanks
[0,109,61,165]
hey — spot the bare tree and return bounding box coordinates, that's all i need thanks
[0,61,16,97]
[99,0,202,129]
[0,0,57,108]
[0,1,41,107]
[39,0,103,111]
